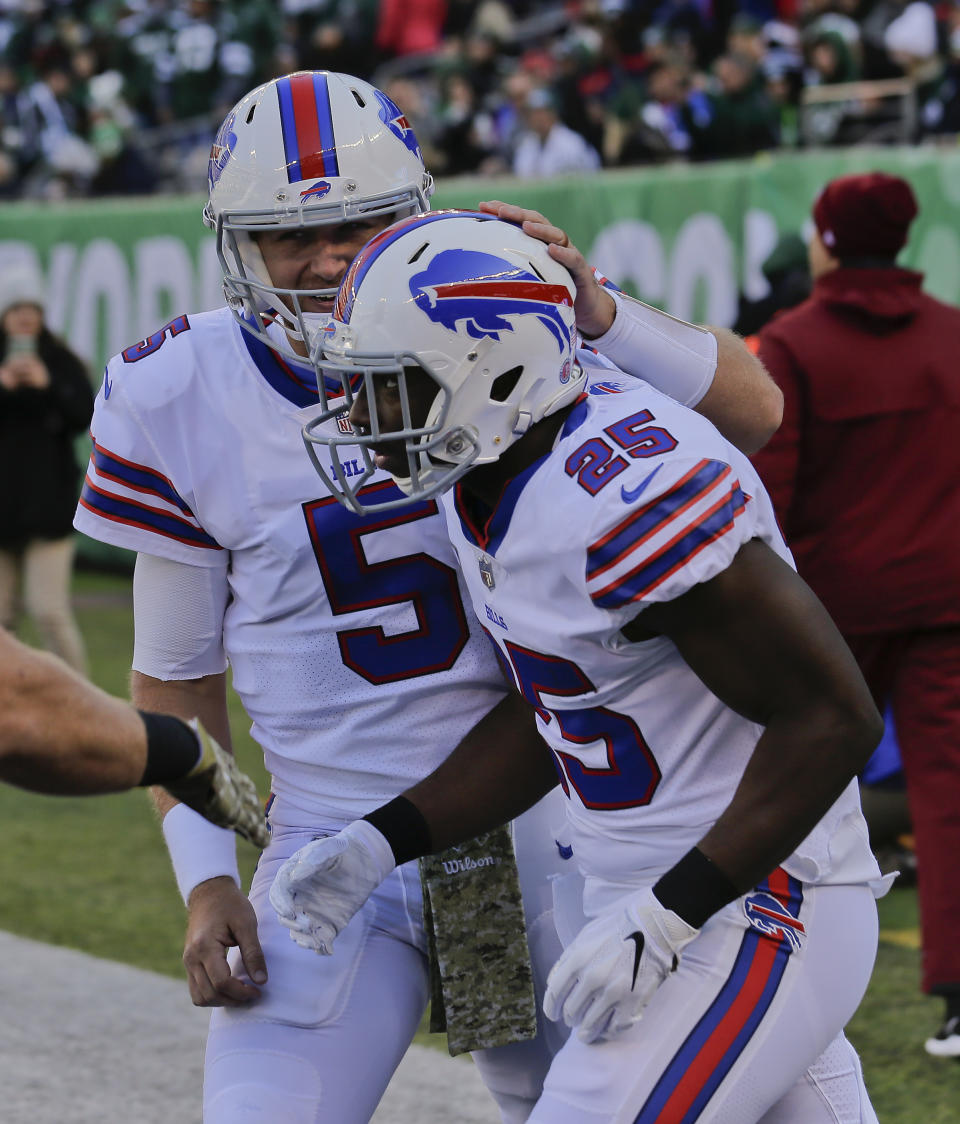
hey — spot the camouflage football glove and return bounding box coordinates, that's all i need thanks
[269,819,395,954]
[544,885,699,1044]
[162,718,269,849]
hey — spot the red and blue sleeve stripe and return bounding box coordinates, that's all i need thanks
[276,72,340,183]
[633,869,803,1123]
[78,479,221,550]
[587,460,730,582]
[590,483,746,609]
[90,440,194,515]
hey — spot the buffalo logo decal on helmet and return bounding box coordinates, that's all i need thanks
[300,179,332,201]
[374,90,423,162]
[743,892,806,952]
[409,250,573,352]
[208,111,237,192]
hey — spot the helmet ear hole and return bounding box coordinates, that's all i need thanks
[489,365,524,403]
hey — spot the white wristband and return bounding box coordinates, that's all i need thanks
[161,802,241,905]
[589,290,718,408]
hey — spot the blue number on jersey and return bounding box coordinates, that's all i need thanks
[566,409,677,495]
[121,315,191,363]
[501,638,660,810]
[303,480,470,685]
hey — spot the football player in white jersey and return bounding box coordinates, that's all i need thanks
[73,73,780,1124]
[273,211,889,1123]
[0,627,267,845]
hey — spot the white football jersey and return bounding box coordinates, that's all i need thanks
[74,307,510,822]
[439,383,882,894]
[74,308,642,823]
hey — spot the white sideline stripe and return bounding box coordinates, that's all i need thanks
[0,931,501,1124]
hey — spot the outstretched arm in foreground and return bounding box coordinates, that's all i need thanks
[0,627,267,846]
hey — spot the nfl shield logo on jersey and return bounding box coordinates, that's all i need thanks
[479,556,496,590]
[744,892,806,952]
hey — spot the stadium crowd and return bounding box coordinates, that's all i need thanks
[1,0,958,196]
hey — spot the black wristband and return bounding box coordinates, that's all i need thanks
[363,796,433,866]
[137,711,202,787]
[653,847,742,930]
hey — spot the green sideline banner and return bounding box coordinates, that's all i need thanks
[2,145,957,565]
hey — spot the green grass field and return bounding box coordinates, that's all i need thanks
[3,569,958,1119]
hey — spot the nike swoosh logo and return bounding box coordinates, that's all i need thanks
[102,366,113,400]
[620,464,663,504]
[627,931,645,990]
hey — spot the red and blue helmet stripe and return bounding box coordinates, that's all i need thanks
[276,72,340,183]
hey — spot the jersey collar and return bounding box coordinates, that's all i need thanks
[239,316,352,409]
[453,395,590,555]
[453,452,549,556]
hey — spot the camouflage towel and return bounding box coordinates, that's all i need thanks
[420,825,538,1056]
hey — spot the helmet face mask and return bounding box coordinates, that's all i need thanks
[204,71,434,364]
[303,211,585,514]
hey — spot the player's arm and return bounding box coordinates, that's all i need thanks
[131,554,268,1007]
[0,626,150,791]
[378,690,558,851]
[478,199,782,455]
[269,691,558,953]
[748,331,804,523]
[626,537,882,899]
[0,628,264,844]
[543,537,882,1043]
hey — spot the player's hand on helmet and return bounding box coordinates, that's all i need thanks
[269,819,396,954]
[543,886,699,1044]
[477,199,616,338]
[183,876,267,1007]
[163,718,270,849]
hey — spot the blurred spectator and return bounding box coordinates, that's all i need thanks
[751,172,960,1060]
[85,69,154,194]
[0,63,42,190]
[921,20,960,134]
[618,55,695,162]
[0,266,93,674]
[806,27,861,85]
[433,69,493,174]
[884,0,946,135]
[735,230,811,337]
[689,50,780,157]
[376,0,447,57]
[801,27,866,144]
[0,0,959,197]
[27,64,100,197]
[512,86,601,178]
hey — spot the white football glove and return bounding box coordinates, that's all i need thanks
[543,885,699,1044]
[268,819,395,954]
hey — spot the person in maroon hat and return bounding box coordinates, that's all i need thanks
[751,170,960,1058]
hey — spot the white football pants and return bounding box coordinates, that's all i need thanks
[203,792,574,1124]
[528,873,880,1124]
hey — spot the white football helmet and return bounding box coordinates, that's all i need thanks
[203,70,434,361]
[302,211,585,514]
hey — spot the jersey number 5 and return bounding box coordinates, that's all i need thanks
[303,481,469,684]
[499,639,660,810]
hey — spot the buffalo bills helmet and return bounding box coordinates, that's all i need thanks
[203,71,433,360]
[302,211,584,514]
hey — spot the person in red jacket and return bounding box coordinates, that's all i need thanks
[751,171,960,1058]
